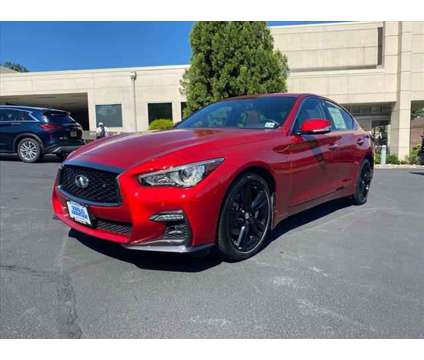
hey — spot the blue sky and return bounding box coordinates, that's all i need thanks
[0,21,338,72]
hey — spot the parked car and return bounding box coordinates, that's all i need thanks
[0,105,84,162]
[52,93,374,261]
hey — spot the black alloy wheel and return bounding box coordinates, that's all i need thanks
[351,159,372,205]
[217,173,272,261]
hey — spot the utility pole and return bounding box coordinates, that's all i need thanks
[130,71,138,132]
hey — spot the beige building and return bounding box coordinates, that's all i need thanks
[1,21,423,158]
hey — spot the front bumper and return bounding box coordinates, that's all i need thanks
[52,162,227,253]
[122,242,213,253]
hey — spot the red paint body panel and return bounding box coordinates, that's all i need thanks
[52,93,373,250]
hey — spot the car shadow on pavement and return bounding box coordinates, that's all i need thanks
[409,171,424,176]
[69,198,351,271]
[266,198,351,247]
[69,229,222,273]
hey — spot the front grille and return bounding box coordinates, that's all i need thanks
[96,218,132,236]
[59,165,120,204]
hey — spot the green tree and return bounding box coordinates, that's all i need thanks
[2,61,29,72]
[181,21,289,117]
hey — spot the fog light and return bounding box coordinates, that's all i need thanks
[163,224,190,241]
[149,211,192,245]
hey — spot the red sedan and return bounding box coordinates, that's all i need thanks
[52,93,373,260]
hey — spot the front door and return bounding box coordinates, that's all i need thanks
[287,97,338,208]
[0,109,30,152]
[322,100,359,189]
[0,109,14,151]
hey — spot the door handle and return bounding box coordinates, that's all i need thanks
[329,144,338,151]
[357,138,365,145]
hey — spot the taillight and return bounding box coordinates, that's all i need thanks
[40,123,63,131]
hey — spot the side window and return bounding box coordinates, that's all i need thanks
[16,110,32,121]
[0,110,7,122]
[293,97,326,133]
[0,109,20,122]
[324,101,354,131]
[341,108,356,130]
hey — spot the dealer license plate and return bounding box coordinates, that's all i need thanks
[67,201,91,225]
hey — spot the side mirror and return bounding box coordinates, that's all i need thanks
[299,118,332,135]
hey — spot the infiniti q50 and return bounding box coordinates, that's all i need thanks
[52,94,373,260]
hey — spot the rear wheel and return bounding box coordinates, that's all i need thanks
[217,173,272,261]
[17,138,42,163]
[350,159,372,205]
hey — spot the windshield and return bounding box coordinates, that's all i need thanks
[177,96,296,130]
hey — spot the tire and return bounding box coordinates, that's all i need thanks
[56,153,68,162]
[217,173,272,261]
[17,138,42,163]
[350,159,373,205]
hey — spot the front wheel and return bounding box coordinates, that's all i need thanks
[56,153,68,162]
[217,173,272,261]
[17,138,42,163]
[350,159,372,205]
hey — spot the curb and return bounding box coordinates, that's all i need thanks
[375,164,424,169]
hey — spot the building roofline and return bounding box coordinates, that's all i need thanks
[269,21,381,30]
[0,63,190,77]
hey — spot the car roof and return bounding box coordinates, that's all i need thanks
[222,93,346,108]
[222,93,320,101]
[0,104,66,112]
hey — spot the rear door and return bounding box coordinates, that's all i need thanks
[322,101,363,188]
[287,97,339,207]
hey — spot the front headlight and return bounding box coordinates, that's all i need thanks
[138,158,224,187]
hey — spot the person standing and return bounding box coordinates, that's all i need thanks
[96,122,108,139]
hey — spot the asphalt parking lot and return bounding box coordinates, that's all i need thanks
[0,156,423,338]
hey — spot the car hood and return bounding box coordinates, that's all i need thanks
[67,128,272,170]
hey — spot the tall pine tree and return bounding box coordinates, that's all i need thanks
[181,22,289,117]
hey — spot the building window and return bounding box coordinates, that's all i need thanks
[181,102,187,120]
[377,27,383,66]
[95,104,122,127]
[148,103,173,124]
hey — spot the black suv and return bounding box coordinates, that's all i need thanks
[0,105,84,162]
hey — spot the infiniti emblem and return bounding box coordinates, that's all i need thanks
[75,175,89,189]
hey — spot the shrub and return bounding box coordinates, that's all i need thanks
[149,119,174,131]
[406,144,422,165]
[386,154,400,164]
[374,151,381,164]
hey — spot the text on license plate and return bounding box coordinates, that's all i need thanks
[67,201,91,225]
